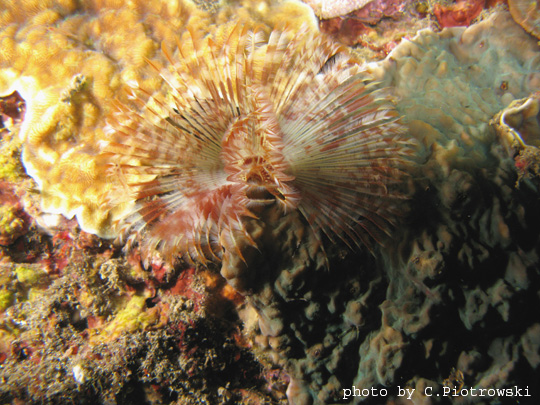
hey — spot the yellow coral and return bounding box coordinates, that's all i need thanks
[0,0,316,238]
[0,132,24,182]
[0,264,49,311]
[93,294,159,342]
[0,205,26,245]
[0,289,14,311]
[14,265,47,286]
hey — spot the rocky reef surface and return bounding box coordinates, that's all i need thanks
[1,1,540,404]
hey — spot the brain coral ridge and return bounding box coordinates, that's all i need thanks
[0,0,319,239]
[0,0,211,238]
[102,23,416,281]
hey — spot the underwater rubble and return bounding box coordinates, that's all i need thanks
[1,1,540,404]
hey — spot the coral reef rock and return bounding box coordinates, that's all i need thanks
[491,93,540,185]
[2,2,540,405]
[303,0,374,19]
[243,10,540,404]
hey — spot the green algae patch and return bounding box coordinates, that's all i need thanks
[0,206,23,229]
[101,294,160,340]
[0,264,50,311]
[0,204,27,246]
[0,265,17,311]
[14,265,47,286]
[0,133,24,182]
[0,289,15,311]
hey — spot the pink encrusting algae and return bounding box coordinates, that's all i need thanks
[102,24,415,265]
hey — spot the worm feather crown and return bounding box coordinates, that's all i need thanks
[103,24,414,264]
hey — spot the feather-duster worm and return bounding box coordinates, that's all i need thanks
[102,24,415,269]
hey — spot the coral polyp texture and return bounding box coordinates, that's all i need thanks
[0,0,317,238]
[103,24,414,269]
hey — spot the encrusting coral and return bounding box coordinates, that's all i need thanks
[369,10,540,177]
[508,0,540,39]
[239,10,540,404]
